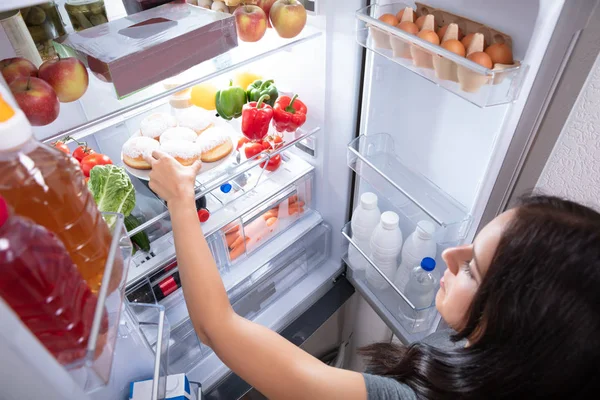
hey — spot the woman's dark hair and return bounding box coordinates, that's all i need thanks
[360,195,600,399]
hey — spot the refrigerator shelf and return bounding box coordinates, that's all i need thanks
[37,25,323,141]
[356,3,528,107]
[348,133,471,243]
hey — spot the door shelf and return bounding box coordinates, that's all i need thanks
[348,133,471,244]
[356,3,527,107]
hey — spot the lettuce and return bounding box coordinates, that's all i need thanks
[88,165,136,220]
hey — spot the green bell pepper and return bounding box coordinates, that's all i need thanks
[216,80,247,120]
[246,79,278,107]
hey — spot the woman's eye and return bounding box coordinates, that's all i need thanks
[461,263,473,278]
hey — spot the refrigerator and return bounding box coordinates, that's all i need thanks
[1,0,598,398]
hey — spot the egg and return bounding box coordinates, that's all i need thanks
[462,33,487,51]
[396,9,413,22]
[485,43,513,65]
[379,13,399,26]
[397,21,419,35]
[438,24,464,41]
[442,39,466,57]
[468,52,493,69]
[415,15,432,31]
[417,30,440,45]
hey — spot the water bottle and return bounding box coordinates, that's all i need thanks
[394,220,437,291]
[400,257,437,322]
[366,211,403,290]
[348,192,381,271]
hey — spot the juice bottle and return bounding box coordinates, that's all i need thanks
[0,195,107,365]
[0,96,120,293]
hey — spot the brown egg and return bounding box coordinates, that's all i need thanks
[417,30,440,45]
[462,33,487,51]
[442,39,466,57]
[485,43,513,65]
[438,24,464,41]
[379,13,399,26]
[396,9,413,22]
[468,52,493,69]
[397,21,419,35]
[415,15,431,31]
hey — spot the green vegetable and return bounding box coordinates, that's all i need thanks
[88,165,136,226]
[215,80,247,120]
[246,79,278,107]
[124,215,151,253]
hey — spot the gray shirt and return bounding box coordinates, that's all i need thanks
[362,330,464,400]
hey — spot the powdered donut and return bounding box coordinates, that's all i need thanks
[160,139,202,167]
[195,127,234,163]
[177,108,214,135]
[160,126,197,143]
[122,136,160,170]
[140,113,177,140]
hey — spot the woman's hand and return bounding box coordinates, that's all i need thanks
[144,150,202,205]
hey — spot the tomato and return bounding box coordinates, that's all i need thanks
[244,142,264,160]
[260,153,282,172]
[236,137,249,151]
[262,135,283,151]
[73,145,96,162]
[52,141,70,154]
[81,153,112,177]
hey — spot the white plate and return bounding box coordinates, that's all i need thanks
[121,117,240,182]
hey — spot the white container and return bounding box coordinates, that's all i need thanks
[394,220,437,292]
[400,257,437,324]
[366,211,403,289]
[348,192,381,271]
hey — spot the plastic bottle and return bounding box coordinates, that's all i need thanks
[366,211,403,290]
[0,96,118,293]
[400,257,437,322]
[394,220,437,292]
[348,192,381,271]
[0,195,104,365]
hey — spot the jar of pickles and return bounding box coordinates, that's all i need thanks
[20,2,66,61]
[64,0,108,32]
[122,0,179,16]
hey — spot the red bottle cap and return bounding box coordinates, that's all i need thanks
[197,208,210,223]
[0,195,9,228]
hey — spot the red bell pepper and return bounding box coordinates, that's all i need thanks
[241,94,273,142]
[272,94,307,133]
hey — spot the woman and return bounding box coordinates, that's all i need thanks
[146,150,600,399]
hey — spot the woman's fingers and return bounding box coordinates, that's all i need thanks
[191,160,202,175]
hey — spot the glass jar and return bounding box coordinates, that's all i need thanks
[64,0,108,32]
[20,2,66,61]
[122,0,179,16]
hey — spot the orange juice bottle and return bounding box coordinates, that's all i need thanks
[0,96,120,293]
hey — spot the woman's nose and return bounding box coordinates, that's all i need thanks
[442,245,473,275]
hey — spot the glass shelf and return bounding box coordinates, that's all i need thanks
[356,3,527,107]
[348,133,471,244]
[37,25,322,142]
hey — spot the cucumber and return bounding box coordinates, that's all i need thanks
[125,215,151,253]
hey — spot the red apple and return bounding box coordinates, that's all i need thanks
[270,0,307,39]
[9,77,60,126]
[257,0,277,28]
[38,57,89,103]
[233,5,267,42]
[0,58,38,85]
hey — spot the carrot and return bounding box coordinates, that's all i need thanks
[287,205,305,216]
[262,209,278,220]
[226,232,239,248]
[229,244,246,260]
[288,195,299,204]
[230,235,246,250]
[266,217,278,227]
[224,224,240,234]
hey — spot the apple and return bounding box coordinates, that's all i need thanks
[38,57,89,103]
[233,5,267,42]
[270,0,307,39]
[0,58,38,85]
[9,77,60,126]
[257,0,277,28]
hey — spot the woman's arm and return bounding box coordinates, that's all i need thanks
[147,151,367,400]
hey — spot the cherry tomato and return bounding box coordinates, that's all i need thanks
[260,153,282,172]
[262,135,283,150]
[244,142,264,160]
[81,153,112,177]
[52,141,70,154]
[237,137,249,151]
[73,145,96,163]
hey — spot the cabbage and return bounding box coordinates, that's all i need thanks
[88,165,136,221]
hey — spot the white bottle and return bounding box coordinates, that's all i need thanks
[348,192,381,271]
[400,257,437,322]
[366,211,403,290]
[393,220,437,291]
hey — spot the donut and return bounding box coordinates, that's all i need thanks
[122,136,160,170]
[160,127,197,143]
[195,127,234,163]
[140,113,177,140]
[160,139,202,167]
[177,108,214,135]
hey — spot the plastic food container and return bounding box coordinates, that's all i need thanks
[122,0,180,16]
[64,0,108,32]
[20,2,66,61]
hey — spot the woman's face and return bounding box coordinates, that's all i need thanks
[435,210,515,330]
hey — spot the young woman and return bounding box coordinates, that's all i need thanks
[145,150,599,399]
